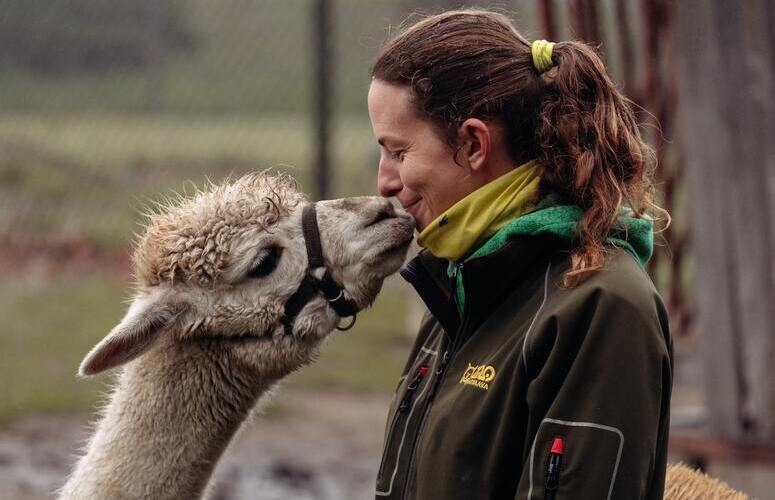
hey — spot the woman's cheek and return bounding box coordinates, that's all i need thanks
[403,158,431,188]
[399,162,420,190]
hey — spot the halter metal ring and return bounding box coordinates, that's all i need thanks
[336,315,357,331]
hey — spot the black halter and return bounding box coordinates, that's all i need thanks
[280,203,358,336]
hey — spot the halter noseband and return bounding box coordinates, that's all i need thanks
[280,203,358,336]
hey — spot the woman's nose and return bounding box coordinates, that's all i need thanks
[377,157,403,198]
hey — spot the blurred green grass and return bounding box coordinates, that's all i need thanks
[0,0,528,423]
[0,109,395,425]
[0,112,379,245]
[0,276,126,423]
[287,278,413,392]
[0,272,413,424]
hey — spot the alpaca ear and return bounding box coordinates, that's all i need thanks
[79,292,188,376]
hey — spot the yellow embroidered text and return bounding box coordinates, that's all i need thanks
[459,363,496,391]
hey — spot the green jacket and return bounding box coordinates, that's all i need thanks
[375,230,673,499]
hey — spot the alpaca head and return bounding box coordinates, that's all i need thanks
[78,172,414,379]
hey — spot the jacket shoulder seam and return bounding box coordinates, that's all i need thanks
[522,262,553,376]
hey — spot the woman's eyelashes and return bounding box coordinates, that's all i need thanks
[378,143,406,163]
[390,149,406,162]
[247,246,283,278]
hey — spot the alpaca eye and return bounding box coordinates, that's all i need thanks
[248,246,282,278]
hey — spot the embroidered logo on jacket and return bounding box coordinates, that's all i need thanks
[459,363,496,390]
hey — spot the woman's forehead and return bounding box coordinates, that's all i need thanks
[367,80,418,137]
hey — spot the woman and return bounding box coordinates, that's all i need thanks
[367,9,672,500]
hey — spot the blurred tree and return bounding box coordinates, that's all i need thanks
[0,0,197,74]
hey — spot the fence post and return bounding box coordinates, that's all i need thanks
[537,0,557,42]
[676,0,775,442]
[313,0,332,201]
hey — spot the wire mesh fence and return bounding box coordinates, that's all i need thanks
[0,1,549,245]
[0,0,695,404]
[0,0,697,417]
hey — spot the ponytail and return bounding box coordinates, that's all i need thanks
[534,41,669,286]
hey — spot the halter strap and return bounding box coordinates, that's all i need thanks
[281,203,358,336]
[302,203,325,268]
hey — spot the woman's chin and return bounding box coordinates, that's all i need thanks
[409,207,432,232]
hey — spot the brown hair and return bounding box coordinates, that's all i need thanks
[371,9,669,286]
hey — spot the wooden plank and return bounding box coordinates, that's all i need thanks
[735,0,775,445]
[676,0,775,443]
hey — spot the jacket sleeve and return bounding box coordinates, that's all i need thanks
[514,284,673,500]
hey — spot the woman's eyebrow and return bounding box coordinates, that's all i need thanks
[377,136,409,148]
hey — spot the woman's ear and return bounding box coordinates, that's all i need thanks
[456,118,491,172]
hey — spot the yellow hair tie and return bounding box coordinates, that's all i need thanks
[531,39,555,73]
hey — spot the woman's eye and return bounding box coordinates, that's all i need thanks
[248,246,282,278]
[391,150,405,161]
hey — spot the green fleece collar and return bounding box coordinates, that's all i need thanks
[447,195,654,313]
[470,204,654,266]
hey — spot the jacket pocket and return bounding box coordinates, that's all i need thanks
[520,418,624,500]
[376,361,432,497]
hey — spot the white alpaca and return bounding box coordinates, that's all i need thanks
[59,172,414,499]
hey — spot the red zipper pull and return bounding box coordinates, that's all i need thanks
[550,437,564,455]
[398,365,428,412]
[544,436,564,500]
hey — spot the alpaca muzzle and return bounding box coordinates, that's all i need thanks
[280,203,359,336]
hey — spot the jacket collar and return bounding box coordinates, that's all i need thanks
[401,234,568,338]
[400,249,460,337]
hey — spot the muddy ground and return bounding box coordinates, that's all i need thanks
[0,388,391,500]
[3,388,775,499]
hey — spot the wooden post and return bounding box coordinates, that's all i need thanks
[569,0,600,44]
[614,0,635,90]
[313,0,332,201]
[675,0,775,442]
[537,0,557,42]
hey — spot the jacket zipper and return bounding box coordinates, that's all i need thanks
[401,262,467,499]
[377,365,429,480]
[399,365,429,412]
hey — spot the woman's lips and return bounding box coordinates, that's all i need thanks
[402,198,421,213]
[400,199,423,229]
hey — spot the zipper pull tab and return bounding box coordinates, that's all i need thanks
[398,365,429,413]
[451,262,464,281]
[450,262,465,314]
[544,436,564,500]
[436,349,451,376]
[426,349,452,400]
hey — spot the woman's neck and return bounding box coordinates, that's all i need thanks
[417,159,542,261]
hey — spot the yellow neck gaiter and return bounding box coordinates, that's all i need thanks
[417,159,542,261]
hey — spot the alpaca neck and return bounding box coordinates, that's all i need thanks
[60,342,271,500]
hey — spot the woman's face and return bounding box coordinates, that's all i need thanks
[367,80,476,231]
